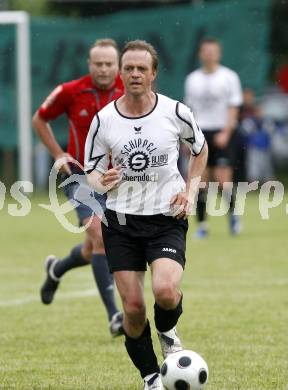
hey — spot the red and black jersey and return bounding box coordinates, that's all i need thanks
[38,74,124,166]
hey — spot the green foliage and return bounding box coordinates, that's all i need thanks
[0,193,287,389]
[9,0,51,16]
[8,0,86,17]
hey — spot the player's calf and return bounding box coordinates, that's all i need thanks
[125,321,160,384]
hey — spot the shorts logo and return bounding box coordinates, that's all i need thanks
[162,247,176,253]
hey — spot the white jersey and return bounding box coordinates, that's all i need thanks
[84,93,205,215]
[184,65,243,130]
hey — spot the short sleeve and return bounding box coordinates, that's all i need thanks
[176,102,206,156]
[38,84,71,121]
[84,114,110,174]
[227,72,243,107]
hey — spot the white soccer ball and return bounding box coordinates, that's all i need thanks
[160,350,209,390]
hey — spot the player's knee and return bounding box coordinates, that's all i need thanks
[123,298,145,320]
[153,283,178,309]
[87,227,102,242]
[86,224,104,252]
[78,246,92,262]
[92,239,105,253]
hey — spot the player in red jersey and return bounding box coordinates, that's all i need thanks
[32,39,124,337]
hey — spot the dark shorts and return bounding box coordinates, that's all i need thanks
[61,170,106,225]
[203,129,232,167]
[101,209,188,273]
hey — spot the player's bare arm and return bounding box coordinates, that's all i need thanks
[171,142,208,220]
[32,111,72,175]
[214,106,239,149]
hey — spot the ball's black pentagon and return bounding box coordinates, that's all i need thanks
[175,379,189,390]
[178,356,192,368]
[199,369,208,384]
[161,362,168,376]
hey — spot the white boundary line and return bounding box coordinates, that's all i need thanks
[0,288,97,307]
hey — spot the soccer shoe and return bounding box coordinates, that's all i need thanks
[157,327,183,359]
[109,311,124,338]
[40,255,60,305]
[143,373,163,390]
[229,214,242,236]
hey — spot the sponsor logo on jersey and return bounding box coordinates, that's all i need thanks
[118,137,168,181]
[122,172,158,182]
[151,154,168,167]
[128,151,150,172]
[162,248,177,253]
[121,138,157,156]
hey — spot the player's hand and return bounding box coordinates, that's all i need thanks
[100,165,122,191]
[170,192,192,220]
[54,153,72,175]
[213,131,230,149]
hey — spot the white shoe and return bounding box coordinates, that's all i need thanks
[109,312,124,338]
[193,222,208,240]
[157,327,183,358]
[143,373,163,389]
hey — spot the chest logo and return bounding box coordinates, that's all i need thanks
[128,151,150,172]
[134,126,142,133]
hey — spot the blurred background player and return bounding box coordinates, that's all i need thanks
[240,88,274,183]
[184,37,243,238]
[32,38,124,337]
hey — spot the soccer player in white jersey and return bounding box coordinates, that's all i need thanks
[184,38,243,238]
[84,40,208,389]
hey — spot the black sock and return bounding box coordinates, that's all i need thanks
[229,190,236,214]
[222,186,236,215]
[125,321,159,378]
[91,254,118,321]
[196,189,207,223]
[53,244,89,278]
[154,295,183,333]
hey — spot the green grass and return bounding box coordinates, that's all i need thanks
[0,194,287,390]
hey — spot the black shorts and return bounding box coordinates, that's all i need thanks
[203,129,232,167]
[101,209,188,273]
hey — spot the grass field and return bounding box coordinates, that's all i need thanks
[0,193,287,390]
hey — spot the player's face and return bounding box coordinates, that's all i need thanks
[88,46,119,89]
[120,50,157,96]
[199,43,221,67]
